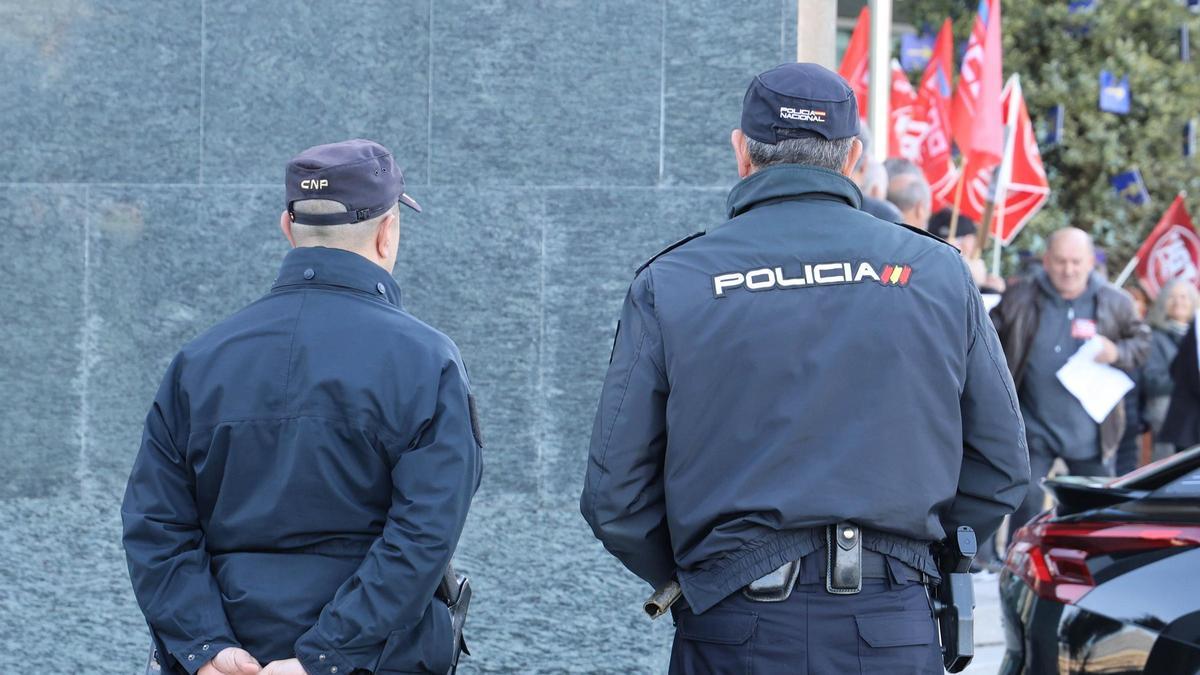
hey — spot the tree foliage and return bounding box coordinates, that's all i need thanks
[906,0,1200,273]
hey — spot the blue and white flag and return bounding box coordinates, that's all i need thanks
[1099,71,1131,114]
[900,33,935,72]
[1044,104,1064,146]
[1111,169,1150,206]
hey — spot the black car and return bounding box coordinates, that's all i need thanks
[999,446,1200,674]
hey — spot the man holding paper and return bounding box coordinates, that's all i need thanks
[991,228,1150,530]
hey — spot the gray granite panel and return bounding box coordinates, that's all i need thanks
[430,0,661,186]
[85,187,286,498]
[0,186,83,498]
[662,0,788,187]
[396,187,544,496]
[0,0,201,182]
[539,187,727,502]
[0,493,145,673]
[452,493,674,673]
[202,0,429,185]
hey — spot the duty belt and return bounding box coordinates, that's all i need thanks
[743,523,929,602]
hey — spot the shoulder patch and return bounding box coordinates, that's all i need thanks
[636,231,707,275]
[897,222,958,249]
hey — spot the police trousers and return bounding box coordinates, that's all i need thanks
[668,556,941,675]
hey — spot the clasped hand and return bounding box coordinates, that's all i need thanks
[197,648,308,675]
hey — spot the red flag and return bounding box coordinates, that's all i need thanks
[839,6,870,120]
[914,19,957,210]
[889,60,918,158]
[1135,194,1200,297]
[993,77,1049,243]
[952,0,1004,167]
[960,76,1049,237]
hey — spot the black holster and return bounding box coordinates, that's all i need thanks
[436,564,472,674]
[933,526,977,673]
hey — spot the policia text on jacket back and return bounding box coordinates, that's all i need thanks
[581,63,1030,674]
[121,140,482,675]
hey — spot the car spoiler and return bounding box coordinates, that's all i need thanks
[1043,475,1149,516]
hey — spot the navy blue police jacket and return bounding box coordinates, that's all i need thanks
[121,246,482,674]
[581,164,1030,614]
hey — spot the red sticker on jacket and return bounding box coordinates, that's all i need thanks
[1071,318,1097,339]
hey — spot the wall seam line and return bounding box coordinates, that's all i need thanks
[427,0,433,186]
[199,0,207,184]
[77,184,92,497]
[658,0,667,184]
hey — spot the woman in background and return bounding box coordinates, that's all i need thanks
[1152,280,1200,455]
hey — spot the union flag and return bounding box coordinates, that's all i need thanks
[962,75,1049,244]
[914,19,957,210]
[1135,194,1200,298]
[952,0,1004,168]
[839,6,870,120]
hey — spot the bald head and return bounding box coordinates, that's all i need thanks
[1043,227,1095,299]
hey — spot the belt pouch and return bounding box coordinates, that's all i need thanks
[742,560,801,602]
[826,522,862,595]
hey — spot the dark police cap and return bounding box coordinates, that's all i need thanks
[741,63,860,144]
[285,139,421,226]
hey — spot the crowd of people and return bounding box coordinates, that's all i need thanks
[856,137,1200,571]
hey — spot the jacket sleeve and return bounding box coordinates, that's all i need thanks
[1109,290,1152,373]
[1142,332,1175,397]
[121,356,241,675]
[946,264,1031,543]
[1170,321,1200,398]
[294,353,482,674]
[580,269,673,589]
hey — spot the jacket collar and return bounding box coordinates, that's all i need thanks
[724,164,863,220]
[272,246,403,308]
[1034,269,1099,307]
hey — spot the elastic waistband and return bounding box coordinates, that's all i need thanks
[210,539,375,558]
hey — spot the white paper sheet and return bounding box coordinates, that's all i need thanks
[1055,337,1135,424]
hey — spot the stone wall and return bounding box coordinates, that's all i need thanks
[0,1,798,671]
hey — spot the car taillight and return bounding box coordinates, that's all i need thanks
[1005,518,1200,605]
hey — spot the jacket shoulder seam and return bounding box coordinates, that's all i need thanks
[635,231,706,275]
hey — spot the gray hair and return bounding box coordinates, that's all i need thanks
[887,173,931,213]
[1146,278,1200,330]
[291,199,398,249]
[883,157,922,181]
[864,161,888,198]
[854,125,873,173]
[745,135,856,172]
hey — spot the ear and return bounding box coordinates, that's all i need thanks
[279,210,297,248]
[731,129,754,178]
[840,138,864,178]
[375,211,397,260]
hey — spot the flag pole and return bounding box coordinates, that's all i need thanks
[1113,256,1140,288]
[989,75,1022,276]
[948,158,968,241]
[868,0,893,161]
[1116,189,1191,287]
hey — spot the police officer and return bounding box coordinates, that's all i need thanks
[122,139,482,675]
[581,64,1029,673]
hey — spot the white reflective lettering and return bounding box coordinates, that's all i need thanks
[813,263,845,284]
[775,266,805,287]
[713,272,745,296]
[745,268,776,290]
[854,262,880,282]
